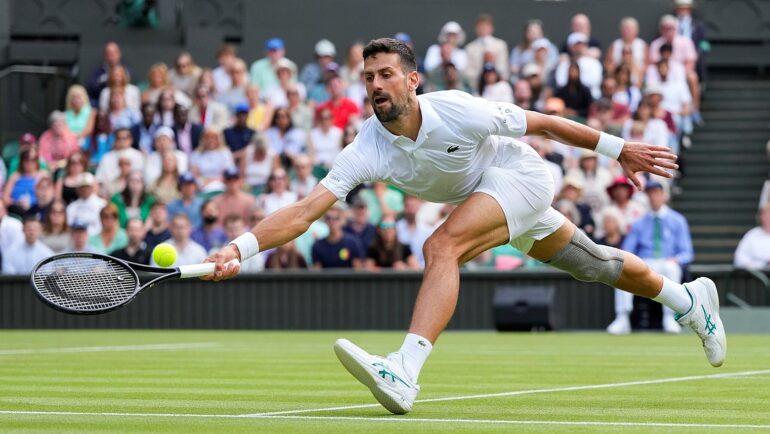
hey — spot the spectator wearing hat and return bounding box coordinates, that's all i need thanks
[65,172,106,236]
[289,154,318,200]
[394,32,426,84]
[172,104,202,156]
[734,203,770,270]
[312,203,365,269]
[300,39,338,94]
[96,128,146,186]
[565,150,614,214]
[217,58,250,114]
[560,14,603,58]
[250,38,297,95]
[425,21,468,73]
[510,20,559,79]
[143,201,171,252]
[111,218,150,264]
[144,127,189,186]
[223,104,256,159]
[212,44,237,96]
[343,197,377,251]
[189,85,231,132]
[464,14,509,89]
[2,217,53,275]
[112,170,155,228]
[88,203,128,254]
[191,199,228,253]
[608,180,692,334]
[257,167,297,216]
[191,129,235,189]
[38,111,80,170]
[152,213,207,266]
[555,32,603,99]
[265,58,304,109]
[166,172,203,228]
[479,63,513,103]
[212,167,257,224]
[605,175,646,233]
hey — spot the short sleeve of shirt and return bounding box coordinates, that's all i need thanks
[439,91,528,140]
[319,137,378,200]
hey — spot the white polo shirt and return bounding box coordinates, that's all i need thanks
[320,90,528,204]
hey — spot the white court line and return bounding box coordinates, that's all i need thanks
[249,369,770,416]
[0,410,769,430]
[0,343,218,356]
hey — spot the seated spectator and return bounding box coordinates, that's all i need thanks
[555,33,603,99]
[396,195,433,268]
[213,167,257,223]
[131,102,158,154]
[2,217,53,274]
[217,58,249,113]
[191,199,228,253]
[150,151,181,203]
[83,112,114,167]
[605,175,646,231]
[339,41,365,88]
[265,108,307,168]
[245,85,272,131]
[343,197,376,251]
[56,152,86,205]
[65,220,97,253]
[266,58,304,109]
[289,154,317,200]
[315,75,361,130]
[168,51,202,97]
[154,88,179,127]
[424,21,468,73]
[265,239,307,270]
[287,85,313,132]
[241,132,279,195]
[560,14,603,59]
[346,67,367,111]
[513,69,533,110]
[555,62,594,119]
[605,17,647,84]
[366,214,418,271]
[95,127,145,186]
[554,199,581,226]
[308,107,343,170]
[556,176,596,239]
[250,37,296,95]
[189,85,231,132]
[108,87,141,131]
[142,63,171,105]
[99,65,141,111]
[191,129,234,189]
[64,85,95,144]
[86,41,123,106]
[40,199,69,253]
[655,61,693,148]
[111,218,150,264]
[510,20,559,78]
[166,172,203,228]
[104,154,132,196]
[612,64,642,112]
[38,111,79,170]
[88,203,128,254]
[171,104,202,156]
[734,203,770,269]
[143,201,170,251]
[588,77,631,132]
[223,104,256,162]
[312,204,365,269]
[595,207,627,249]
[479,63,513,103]
[426,60,472,94]
[4,148,48,217]
[644,85,677,135]
[521,63,549,112]
[565,150,613,214]
[300,39,338,93]
[646,42,687,86]
[258,167,297,216]
[151,213,207,266]
[112,170,155,227]
[0,200,23,256]
[144,127,189,186]
[621,102,670,150]
[26,174,55,220]
[463,14,509,89]
[212,44,236,96]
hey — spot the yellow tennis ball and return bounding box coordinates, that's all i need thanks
[153,243,177,267]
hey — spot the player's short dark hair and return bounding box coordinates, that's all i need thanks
[363,38,417,73]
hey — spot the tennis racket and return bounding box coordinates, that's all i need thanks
[30,252,218,315]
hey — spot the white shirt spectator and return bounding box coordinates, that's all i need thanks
[99,84,141,111]
[734,227,770,269]
[212,66,232,96]
[2,239,53,274]
[554,56,604,99]
[309,126,343,168]
[189,100,232,131]
[621,118,670,148]
[243,146,277,188]
[150,238,207,267]
[659,79,692,114]
[645,61,687,86]
[290,175,318,199]
[608,38,647,70]
[144,150,189,186]
[66,194,107,236]
[0,215,23,252]
[396,219,433,268]
[260,191,299,216]
[95,148,145,184]
[190,149,234,180]
[424,45,468,73]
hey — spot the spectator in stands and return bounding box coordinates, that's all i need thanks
[99,65,141,111]
[95,127,145,186]
[561,14,602,58]
[189,85,231,132]
[241,132,278,195]
[168,51,201,97]
[66,172,105,236]
[309,107,343,169]
[426,58,472,94]
[64,85,95,144]
[26,174,55,219]
[191,199,228,253]
[151,213,207,266]
[86,41,123,105]
[112,170,154,227]
[245,85,272,131]
[172,104,202,155]
[396,196,432,268]
[166,172,202,228]
[366,213,418,271]
[673,0,708,83]
[655,61,693,149]
[250,38,296,95]
[554,199,581,226]
[289,154,317,200]
[223,104,256,160]
[150,151,181,203]
[38,111,79,170]
[3,148,47,216]
[107,87,141,130]
[605,17,647,84]
[343,197,376,252]
[555,62,594,119]
[425,21,467,73]
[144,127,188,186]
[612,64,642,112]
[131,102,158,154]
[566,150,613,214]
[82,112,113,167]
[734,203,770,269]
[265,107,306,168]
[257,167,296,216]
[218,58,250,113]
[464,14,509,88]
[646,43,686,86]
[556,176,596,239]
[212,44,236,96]
[142,63,174,106]
[209,167,255,223]
[265,239,307,270]
[312,203,365,269]
[316,74,361,129]
[555,33,603,99]
[479,63,513,103]
[606,175,646,231]
[300,39,337,93]
[287,85,313,132]
[2,217,53,274]
[66,220,96,253]
[143,201,170,251]
[266,58,304,109]
[39,199,69,253]
[622,101,670,150]
[88,203,128,254]
[510,21,558,79]
[154,88,179,127]
[608,180,693,334]
[595,207,627,249]
[339,41,365,88]
[0,200,23,256]
[103,154,132,196]
[191,129,234,189]
[55,152,85,205]
[111,218,150,264]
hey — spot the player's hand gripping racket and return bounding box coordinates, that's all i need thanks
[30,252,219,315]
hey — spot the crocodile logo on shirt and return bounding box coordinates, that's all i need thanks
[446,145,460,153]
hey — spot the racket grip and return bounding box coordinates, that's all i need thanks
[179,262,217,278]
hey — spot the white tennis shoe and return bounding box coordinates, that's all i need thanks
[677,277,727,367]
[333,338,419,414]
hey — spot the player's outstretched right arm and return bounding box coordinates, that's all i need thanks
[201,184,338,281]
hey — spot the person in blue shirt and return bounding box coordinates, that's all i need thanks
[166,172,203,228]
[607,179,693,334]
[312,204,364,269]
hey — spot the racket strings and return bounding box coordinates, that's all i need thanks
[32,257,138,311]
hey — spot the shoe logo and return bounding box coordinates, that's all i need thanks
[418,340,427,348]
[446,145,460,153]
[372,362,411,388]
[702,305,716,336]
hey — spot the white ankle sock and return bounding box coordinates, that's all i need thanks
[652,277,693,315]
[398,333,432,382]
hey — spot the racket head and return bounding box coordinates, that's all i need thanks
[30,253,141,315]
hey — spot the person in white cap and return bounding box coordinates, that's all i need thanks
[424,21,468,73]
[463,14,509,89]
[65,172,106,236]
[299,39,337,92]
[554,32,604,99]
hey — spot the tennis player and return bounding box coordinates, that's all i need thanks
[203,38,725,414]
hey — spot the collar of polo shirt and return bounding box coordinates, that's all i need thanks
[375,96,443,146]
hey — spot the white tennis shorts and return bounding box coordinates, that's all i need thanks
[474,140,565,253]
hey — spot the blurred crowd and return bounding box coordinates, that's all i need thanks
[2,0,765,275]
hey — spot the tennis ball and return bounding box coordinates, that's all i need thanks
[153,243,177,267]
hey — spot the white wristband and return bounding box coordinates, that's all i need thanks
[595,132,625,160]
[230,232,260,261]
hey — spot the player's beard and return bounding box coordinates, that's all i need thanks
[371,92,409,123]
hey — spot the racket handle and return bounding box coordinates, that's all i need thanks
[178,263,217,278]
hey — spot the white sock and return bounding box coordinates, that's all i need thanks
[398,333,432,382]
[652,277,693,315]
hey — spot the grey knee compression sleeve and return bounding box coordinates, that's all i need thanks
[543,229,625,286]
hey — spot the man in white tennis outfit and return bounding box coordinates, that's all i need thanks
[204,38,725,414]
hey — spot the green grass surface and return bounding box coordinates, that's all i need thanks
[1,330,769,433]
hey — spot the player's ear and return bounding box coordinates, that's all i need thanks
[407,70,420,92]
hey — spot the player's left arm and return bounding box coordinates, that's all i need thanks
[524,110,678,189]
